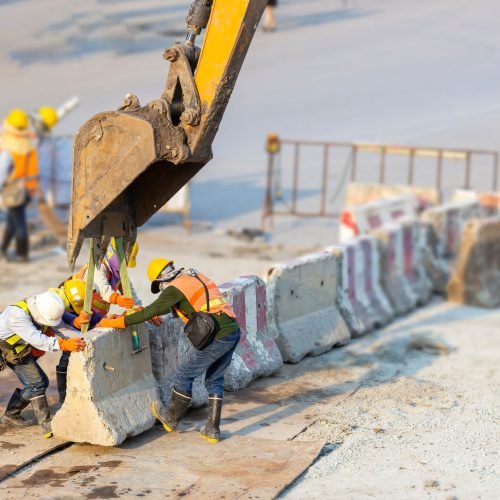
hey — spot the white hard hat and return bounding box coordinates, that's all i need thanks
[26,291,65,327]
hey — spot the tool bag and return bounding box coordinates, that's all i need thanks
[0,338,32,365]
[0,349,6,371]
[183,274,218,351]
[1,178,27,208]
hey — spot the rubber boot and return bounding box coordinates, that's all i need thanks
[56,369,67,405]
[0,389,31,426]
[200,395,223,443]
[30,394,53,438]
[151,389,191,433]
[12,238,29,263]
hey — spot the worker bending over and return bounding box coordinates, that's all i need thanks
[0,292,85,437]
[99,259,240,443]
[50,278,105,404]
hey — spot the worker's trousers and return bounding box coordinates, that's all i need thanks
[1,203,29,256]
[174,329,240,397]
[7,354,49,401]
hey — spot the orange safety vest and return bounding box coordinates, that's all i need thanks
[6,150,39,195]
[170,272,235,324]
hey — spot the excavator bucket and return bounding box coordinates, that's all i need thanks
[67,0,267,270]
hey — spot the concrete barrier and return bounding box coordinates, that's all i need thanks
[340,196,417,242]
[52,325,158,446]
[421,201,484,292]
[345,183,440,212]
[400,219,433,305]
[148,317,208,408]
[219,276,283,391]
[358,236,395,326]
[447,216,500,308]
[266,252,350,363]
[371,224,418,315]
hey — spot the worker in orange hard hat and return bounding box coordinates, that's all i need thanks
[0,109,39,262]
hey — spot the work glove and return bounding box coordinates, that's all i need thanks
[72,311,92,330]
[97,316,127,329]
[58,337,85,352]
[109,292,135,309]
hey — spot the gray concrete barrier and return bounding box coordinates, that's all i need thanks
[52,325,158,446]
[266,252,350,363]
[447,216,500,308]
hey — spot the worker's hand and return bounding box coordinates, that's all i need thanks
[97,316,127,329]
[149,316,163,327]
[58,337,85,352]
[72,311,92,330]
[109,292,135,309]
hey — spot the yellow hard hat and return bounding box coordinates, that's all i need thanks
[37,106,58,130]
[147,258,173,283]
[110,238,139,268]
[6,108,29,130]
[63,279,86,314]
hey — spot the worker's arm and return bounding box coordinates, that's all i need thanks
[124,287,184,326]
[129,280,142,306]
[6,307,60,352]
[0,149,12,189]
[91,264,116,302]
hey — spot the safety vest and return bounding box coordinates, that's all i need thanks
[170,272,235,324]
[6,150,39,195]
[2,301,52,357]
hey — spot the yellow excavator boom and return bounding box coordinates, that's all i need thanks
[67,0,267,269]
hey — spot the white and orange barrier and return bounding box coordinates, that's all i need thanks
[266,252,350,363]
[340,196,418,242]
[219,276,283,391]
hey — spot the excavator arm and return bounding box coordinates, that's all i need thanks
[67,0,267,270]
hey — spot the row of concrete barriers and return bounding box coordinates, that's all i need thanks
[52,186,500,446]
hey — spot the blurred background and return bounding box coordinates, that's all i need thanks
[1,0,500,304]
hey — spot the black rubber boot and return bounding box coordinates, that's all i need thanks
[1,389,30,426]
[56,369,67,405]
[200,395,223,443]
[151,389,191,433]
[31,394,53,438]
[13,238,29,263]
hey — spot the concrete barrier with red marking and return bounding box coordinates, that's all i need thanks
[340,196,417,242]
[328,237,393,336]
[266,252,350,363]
[219,276,283,391]
[371,224,418,315]
[421,201,484,292]
[400,219,433,305]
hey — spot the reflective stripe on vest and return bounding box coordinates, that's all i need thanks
[170,272,235,324]
[92,292,110,315]
[4,301,48,354]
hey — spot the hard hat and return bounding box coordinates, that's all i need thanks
[110,238,139,268]
[6,109,29,130]
[26,291,65,327]
[147,258,173,283]
[63,279,86,314]
[37,106,58,130]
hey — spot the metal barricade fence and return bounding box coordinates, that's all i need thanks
[262,136,499,228]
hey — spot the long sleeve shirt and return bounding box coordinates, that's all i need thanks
[0,306,60,352]
[124,286,238,340]
[0,149,13,189]
[62,310,103,330]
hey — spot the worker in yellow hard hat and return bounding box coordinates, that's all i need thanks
[32,106,59,136]
[0,109,39,262]
[98,258,241,443]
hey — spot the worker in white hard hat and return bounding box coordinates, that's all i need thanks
[0,291,85,438]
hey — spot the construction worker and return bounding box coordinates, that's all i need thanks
[98,259,240,443]
[0,109,39,262]
[50,278,105,404]
[0,291,85,438]
[32,106,59,138]
[75,239,140,310]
